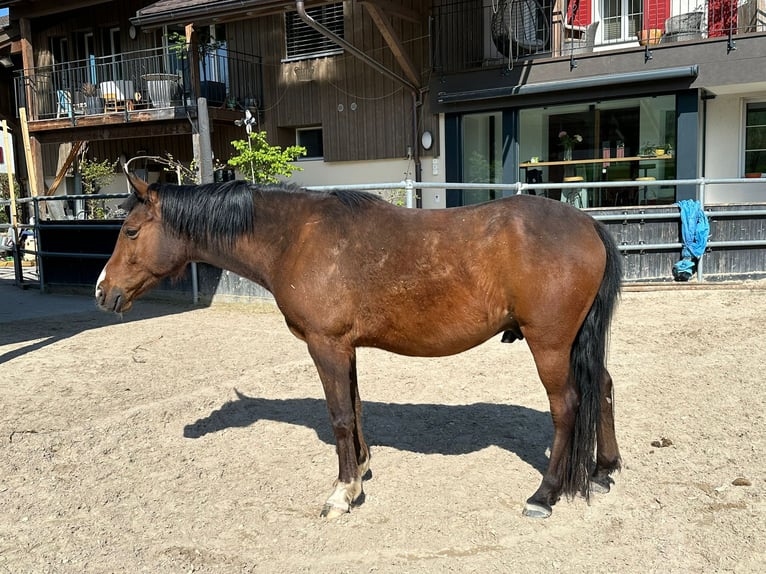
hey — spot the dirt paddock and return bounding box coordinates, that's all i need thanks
[1,283,764,573]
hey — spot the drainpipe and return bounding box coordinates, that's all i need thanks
[295,1,422,205]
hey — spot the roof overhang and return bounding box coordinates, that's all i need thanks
[130,0,330,29]
[0,0,111,18]
[437,66,701,105]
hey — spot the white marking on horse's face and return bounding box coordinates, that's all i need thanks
[95,264,108,298]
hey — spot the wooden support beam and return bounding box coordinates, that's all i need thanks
[19,18,35,121]
[362,3,421,88]
[28,119,194,144]
[186,24,201,107]
[46,141,86,196]
[357,0,423,24]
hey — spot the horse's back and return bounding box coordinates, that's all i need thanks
[274,194,608,356]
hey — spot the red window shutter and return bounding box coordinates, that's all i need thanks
[644,0,671,31]
[567,0,592,27]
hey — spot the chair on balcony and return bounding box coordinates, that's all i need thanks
[662,11,704,43]
[563,20,599,55]
[99,80,135,112]
[56,90,85,119]
[492,0,549,59]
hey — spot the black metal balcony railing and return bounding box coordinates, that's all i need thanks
[432,0,766,73]
[14,44,264,122]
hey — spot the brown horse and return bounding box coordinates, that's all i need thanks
[96,172,622,519]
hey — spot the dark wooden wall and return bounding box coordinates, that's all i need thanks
[29,1,438,179]
[30,1,159,62]
[227,2,434,162]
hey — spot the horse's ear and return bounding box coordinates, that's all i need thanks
[123,164,151,200]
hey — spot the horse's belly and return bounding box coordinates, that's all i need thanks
[360,318,508,358]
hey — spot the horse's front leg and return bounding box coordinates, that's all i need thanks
[307,338,367,519]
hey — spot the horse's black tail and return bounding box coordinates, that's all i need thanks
[565,221,622,500]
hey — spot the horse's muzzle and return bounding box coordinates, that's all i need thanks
[95,285,131,313]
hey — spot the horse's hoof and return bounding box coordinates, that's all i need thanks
[590,475,614,494]
[320,503,348,519]
[522,501,552,518]
[589,480,611,494]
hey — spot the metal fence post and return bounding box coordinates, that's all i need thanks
[405,179,414,208]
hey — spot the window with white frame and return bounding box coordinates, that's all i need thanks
[601,0,642,43]
[284,3,344,61]
[745,102,766,176]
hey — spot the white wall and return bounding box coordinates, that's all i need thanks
[286,115,447,209]
[705,93,766,203]
[0,125,15,177]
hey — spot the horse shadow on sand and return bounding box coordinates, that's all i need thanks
[184,389,553,473]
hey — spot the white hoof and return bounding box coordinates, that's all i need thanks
[320,479,362,519]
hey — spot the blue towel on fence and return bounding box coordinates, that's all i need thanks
[673,199,710,281]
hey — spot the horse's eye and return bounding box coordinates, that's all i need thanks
[125,228,139,239]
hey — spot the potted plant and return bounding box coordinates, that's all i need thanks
[640,142,670,157]
[638,29,662,46]
[82,82,103,114]
[79,157,118,218]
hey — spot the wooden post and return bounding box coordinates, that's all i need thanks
[2,119,23,283]
[19,18,35,121]
[185,24,201,106]
[19,108,47,217]
[197,98,214,184]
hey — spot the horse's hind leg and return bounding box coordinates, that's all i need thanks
[523,344,578,518]
[591,369,621,493]
[307,339,366,518]
[350,357,371,479]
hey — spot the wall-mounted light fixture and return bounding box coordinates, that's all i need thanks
[0,56,14,68]
[421,130,433,150]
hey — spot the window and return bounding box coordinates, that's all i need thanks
[297,127,324,159]
[461,112,503,205]
[285,3,344,61]
[518,95,677,207]
[107,28,122,81]
[745,102,766,176]
[601,0,642,43]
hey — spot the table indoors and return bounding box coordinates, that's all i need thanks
[519,154,675,208]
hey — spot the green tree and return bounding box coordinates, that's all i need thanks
[79,157,118,218]
[227,130,306,184]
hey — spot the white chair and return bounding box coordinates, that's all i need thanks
[99,80,135,112]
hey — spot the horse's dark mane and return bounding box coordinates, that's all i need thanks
[328,188,386,209]
[124,180,385,252]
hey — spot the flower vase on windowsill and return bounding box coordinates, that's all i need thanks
[559,131,582,162]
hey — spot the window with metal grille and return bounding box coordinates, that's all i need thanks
[284,3,344,61]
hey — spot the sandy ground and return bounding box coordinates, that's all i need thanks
[0,281,764,573]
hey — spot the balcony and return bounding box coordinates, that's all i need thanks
[14,44,263,130]
[432,0,766,74]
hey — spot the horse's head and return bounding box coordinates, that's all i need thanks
[95,169,190,313]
